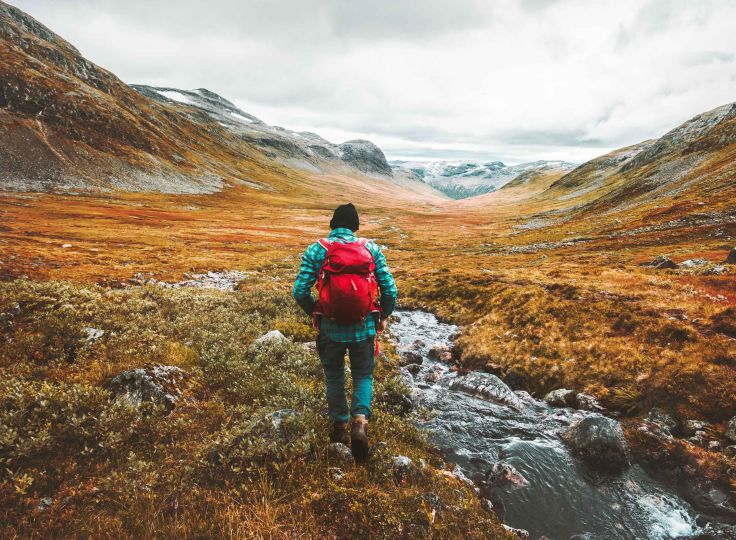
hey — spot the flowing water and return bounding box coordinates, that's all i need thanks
[390,310,702,540]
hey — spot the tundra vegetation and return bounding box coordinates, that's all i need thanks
[0,279,507,538]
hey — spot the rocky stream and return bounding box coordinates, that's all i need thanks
[390,310,709,540]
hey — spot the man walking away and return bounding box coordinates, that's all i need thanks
[292,203,397,461]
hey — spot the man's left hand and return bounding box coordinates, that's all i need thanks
[377,318,388,334]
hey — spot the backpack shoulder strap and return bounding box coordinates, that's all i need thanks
[357,237,371,246]
[317,238,332,250]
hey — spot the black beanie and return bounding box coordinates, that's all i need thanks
[330,203,359,232]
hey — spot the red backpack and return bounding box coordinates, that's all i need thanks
[314,238,380,325]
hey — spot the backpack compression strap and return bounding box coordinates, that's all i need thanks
[317,238,331,250]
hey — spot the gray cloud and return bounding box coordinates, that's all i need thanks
[9,0,736,164]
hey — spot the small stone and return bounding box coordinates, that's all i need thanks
[650,255,678,269]
[37,497,53,511]
[486,461,529,487]
[327,443,354,465]
[544,388,577,408]
[645,408,677,435]
[480,497,495,514]
[683,419,709,436]
[439,351,453,363]
[503,524,530,539]
[680,258,708,268]
[575,393,604,411]
[705,265,729,276]
[61,243,72,248]
[392,455,417,484]
[328,467,345,481]
[109,365,187,411]
[725,416,736,443]
[84,327,104,343]
[253,330,286,345]
[724,445,736,458]
[708,441,722,451]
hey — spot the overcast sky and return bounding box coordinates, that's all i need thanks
[11,0,736,164]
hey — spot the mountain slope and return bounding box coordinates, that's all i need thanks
[544,102,736,218]
[0,1,398,195]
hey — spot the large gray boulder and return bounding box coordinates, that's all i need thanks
[449,372,524,411]
[561,416,630,473]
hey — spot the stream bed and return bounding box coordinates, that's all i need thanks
[390,310,702,540]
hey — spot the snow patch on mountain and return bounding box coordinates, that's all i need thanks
[132,85,392,178]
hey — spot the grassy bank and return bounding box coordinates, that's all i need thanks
[0,279,509,539]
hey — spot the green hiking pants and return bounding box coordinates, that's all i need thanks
[317,333,375,423]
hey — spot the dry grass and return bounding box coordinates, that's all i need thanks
[0,279,509,539]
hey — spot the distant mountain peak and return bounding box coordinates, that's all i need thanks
[390,159,576,199]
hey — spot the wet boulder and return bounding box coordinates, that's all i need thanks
[449,372,524,411]
[108,365,187,411]
[428,342,451,361]
[544,388,577,408]
[398,349,423,366]
[561,416,630,474]
[404,363,423,376]
[575,393,603,412]
[486,461,529,488]
[503,525,530,539]
[424,364,445,384]
[396,366,414,386]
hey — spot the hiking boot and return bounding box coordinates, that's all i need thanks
[351,416,370,461]
[330,421,350,445]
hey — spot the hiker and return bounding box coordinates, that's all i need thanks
[292,203,397,460]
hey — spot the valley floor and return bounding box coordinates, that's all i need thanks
[1,179,735,536]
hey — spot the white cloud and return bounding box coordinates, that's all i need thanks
[10,0,736,164]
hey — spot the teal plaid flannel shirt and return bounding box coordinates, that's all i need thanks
[292,228,397,342]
